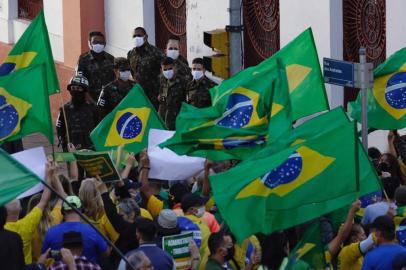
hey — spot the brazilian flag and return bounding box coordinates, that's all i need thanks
[0,10,59,95]
[90,84,165,154]
[210,113,359,242]
[349,47,406,129]
[161,59,289,161]
[0,65,53,143]
[0,149,41,206]
[210,27,328,121]
[281,222,326,270]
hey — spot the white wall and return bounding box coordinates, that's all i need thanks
[386,0,406,57]
[186,0,229,64]
[44,0,63,62]
[104,0,155,58]
[280,0,344,109]
[0,0,18,43]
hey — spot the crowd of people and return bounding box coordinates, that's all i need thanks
[3,26,406,270]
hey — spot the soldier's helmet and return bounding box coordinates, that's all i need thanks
[114,57,130,70]
[67,74,89,91]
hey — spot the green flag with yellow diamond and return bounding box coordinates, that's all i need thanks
[0,10,60,95]
[210,27,328,121]
[161,59,289,161]
[90,84,165,154]
[0,65,53,143]
[210,114,359,242]
[349,47,406,129]
[282,222,326,270]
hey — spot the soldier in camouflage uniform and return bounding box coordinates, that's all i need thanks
[165,35,191,81]
[158,57,189,130]
[76,31,115,103]
[56,75,99,152]
[127,27,165,110]
[97,57,135,117]
[186,57,217,108]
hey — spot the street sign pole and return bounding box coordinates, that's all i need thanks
[359,48,368,149]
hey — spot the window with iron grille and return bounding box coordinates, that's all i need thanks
[18,0,43,20]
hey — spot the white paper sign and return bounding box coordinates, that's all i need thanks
[12,147,46,199]
[148,129,205,181]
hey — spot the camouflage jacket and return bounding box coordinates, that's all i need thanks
[186,76,217,108]
[97,80,136,117]
[127,42,165,108]
[76,51,116,102]
[158,75,189,130]
[56,101,99,151]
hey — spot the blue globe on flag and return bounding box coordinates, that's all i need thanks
[385,72,406,109]
[261,151,303,189]
[116,112,143,140]
[0,63,16,76]
[217,93,253,128]
[396,218,406,247]
[0,95,19,140]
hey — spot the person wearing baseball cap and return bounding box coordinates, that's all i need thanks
[41,196,110,264]
[362,215,406,269]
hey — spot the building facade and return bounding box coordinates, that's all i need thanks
[0,0,405,150]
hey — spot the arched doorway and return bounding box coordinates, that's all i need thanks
[155,0,187,57]
[243,0,280,67]
[343,0,386,106]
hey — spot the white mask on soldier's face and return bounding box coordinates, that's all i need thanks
[163,69,174,80]
[119,71,132,81]
[167,49,179,60]
[91,44,105,54]
[133,37,145,48]
[192,70,204,81]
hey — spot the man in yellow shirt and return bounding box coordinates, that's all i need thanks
[5,163,53,264]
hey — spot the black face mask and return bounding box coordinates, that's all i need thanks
[224,246,235,261]
[71,91,86,106]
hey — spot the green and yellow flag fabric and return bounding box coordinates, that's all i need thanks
[161,59,289,161]
[281,222,326,270]
[0,10,59,95]
[90,84,165,154]
[349,47,406,129]
[210,27,328,121]
[0,149,41,206]
[0,65,53,143]
[210,112,359,242]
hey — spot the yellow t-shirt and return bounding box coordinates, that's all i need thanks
[5,207,43,264]
[146,195,164,218]
[184,215,211,270]
[140,208,153,220]
[337,242,363,270]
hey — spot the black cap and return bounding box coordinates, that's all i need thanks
[169,183,189,204]
[63,231,83,247]
[114,57,130,70]
[181,193,207,213]
[370,215,395,232]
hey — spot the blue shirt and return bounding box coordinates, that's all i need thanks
[118,243,175,270]
[362,243,406,270]
[41,222,108,263]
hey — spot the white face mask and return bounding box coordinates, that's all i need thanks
[163,69,174,79]
[195,206,205,218]
[119,70,132,81]
[133,36,145,48]
[91,43,105,54]
[192,70,204,81]
[167,49,179,60]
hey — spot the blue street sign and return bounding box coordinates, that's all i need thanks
[323,58,355,87]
